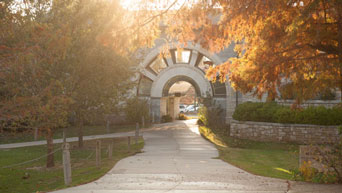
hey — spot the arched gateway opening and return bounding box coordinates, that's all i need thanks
[161,77,200,119]
[137,44,230,123]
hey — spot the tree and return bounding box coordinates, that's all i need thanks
[69,43,133,147]
[158,0,342,104]
[59,0,134,147]
[124,97,150,124]
[0,0,158,166]
[0,1,72,167]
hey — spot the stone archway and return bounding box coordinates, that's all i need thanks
[138,43,235,123]
[159,74,208,120]
[162,76,201,97]
[150,64,212,98]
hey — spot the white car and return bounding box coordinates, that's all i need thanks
[179,105,186,113]
[185,105,196,112]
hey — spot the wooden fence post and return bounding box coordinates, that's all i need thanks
[142,116,145,129]
[96,140,101,167]
[34,128,38,141]
[63,128,67,144]
[108,140,113,159]
[128,136,131,151]
[106,119,110,133]
[152,112,154,123]
[135,123,139,144]
[62,143,72,185]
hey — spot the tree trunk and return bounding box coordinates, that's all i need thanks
[46,128,54,168]
[78,118,84,148]
[338,11,342,101]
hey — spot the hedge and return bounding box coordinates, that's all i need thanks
[233,102,342,126]
[161,115,173,123]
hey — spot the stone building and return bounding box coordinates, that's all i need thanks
[136,32,341,123]
[137,38,246,122]
[179,86,196,106]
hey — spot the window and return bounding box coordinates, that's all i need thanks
[138,76,153,96]
[149,57,167,74]
[174,50,191,63]
[197,55,213,72]
[212,81,226,96]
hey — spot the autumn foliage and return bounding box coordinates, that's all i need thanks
[0,0,156,167]
[162,0,342,103]
[1,0,342,167]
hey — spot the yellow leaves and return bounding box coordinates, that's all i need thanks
[205,66,218,81]
[233,44,244,55]
[159,44,172,58]
[198,126,227,148]
[299,161,316,181]
[312,13,318,20]
[303,72,316,80]
[274,167,293,174]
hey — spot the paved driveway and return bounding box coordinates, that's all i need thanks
[52,120,342,193]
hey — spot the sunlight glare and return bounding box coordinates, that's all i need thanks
[120,0,196,10]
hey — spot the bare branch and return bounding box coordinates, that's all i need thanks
[115,0,179,34]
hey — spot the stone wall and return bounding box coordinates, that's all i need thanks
[230,120,339,144]
[276,100,340,108]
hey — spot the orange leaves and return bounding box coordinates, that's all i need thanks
[1,2,74,130]
[33,24,45,35]
[0,45,10,50]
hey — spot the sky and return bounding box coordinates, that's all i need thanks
[120,0,205,10]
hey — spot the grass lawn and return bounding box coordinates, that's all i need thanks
[199,126,299,180]
[0,137,144,193]
[0,124,138,144]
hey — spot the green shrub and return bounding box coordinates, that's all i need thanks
[318,89,336,100]
[233,102,342,125]
[178,113,188,120]
[161,115,173,123]
[255,102,279,122]
[198,106,209,126]
[232,102,263,121]
[197,119,204,126]
[331,106,342,126]
[274,107,290,123]
[124,97,150,124]
[198,105,225,129]
[233,102,280,122]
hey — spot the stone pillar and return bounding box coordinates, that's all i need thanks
[151,112,155,123]
[165,56,174,67]
[189,50,199,66]
[160,97,167,116]
[167,96,175,120]
[151,97,161,123]
[213,97,227,122]
[225,84,237,124]
[174,97,180,118]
